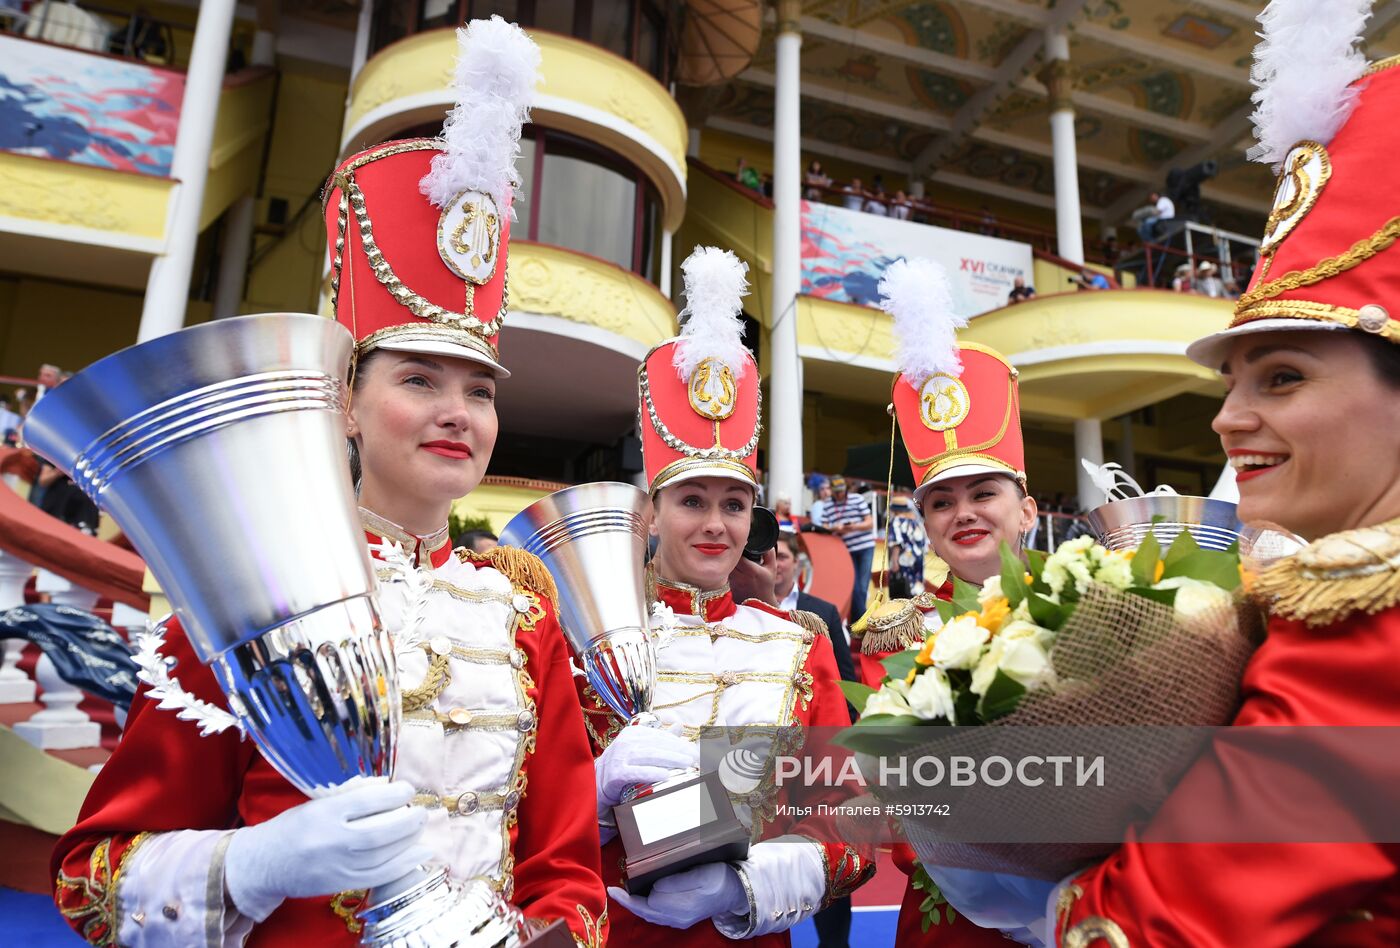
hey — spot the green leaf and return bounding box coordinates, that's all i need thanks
[934,598,958,623]
[1128,585,1177,607]
[1025,547,1048,583]
[1162,549,1242,590]
[945,905,958,924]
[1131,530,1161,587]
[830,716,940,755]
[837,680,877,711]
[999,542,1029,607]
[881,649,920,683]
[975,670,1028,721]
[950,576,982,615]
[1163,529,1201,569]
[1026,592,1068,631]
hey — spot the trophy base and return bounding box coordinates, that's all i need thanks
[521,920,574,947]
[358,869,525,948]
[614,770,751,896]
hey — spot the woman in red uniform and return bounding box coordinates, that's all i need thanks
[581,246,875,946]
[50,20,608,947]
[924,5,1400,942]
[858,259,1039,946]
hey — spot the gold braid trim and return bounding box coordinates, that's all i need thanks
[1235,216,1400,310]
[1250,518,1400,628]
[573,904,608,948]
[458,546,560,614]
[330,890,368,934]
[789,609,830,640]
[400,643,452,712]
[55,832,151,947]
[856,598,926,655]
[1063,917,1131,948]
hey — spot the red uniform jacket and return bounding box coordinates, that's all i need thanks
[580,580,876,946]
[52,537,608,947]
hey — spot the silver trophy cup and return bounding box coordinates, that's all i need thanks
[501,483,749,894]
[1086,495,1243,553]
[24,313,532,947]
[500,482,655,719]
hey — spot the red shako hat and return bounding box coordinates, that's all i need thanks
[639,247,761,492]
[879,258,1025,503]
[323,17,539,377]
[1189,0,1400,366]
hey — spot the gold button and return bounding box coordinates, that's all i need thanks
[448,707,472,726]
[1357,304,1390,333]
[430,637,452,656]
[455,791,480,814]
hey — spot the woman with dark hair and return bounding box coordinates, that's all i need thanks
[51,20,607,947]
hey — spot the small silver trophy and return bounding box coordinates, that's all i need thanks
[501,483,748,894]
[24,313,552,947]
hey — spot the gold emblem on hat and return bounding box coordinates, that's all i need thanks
[919,374,970,431]
[688,357,738,420]
[1261,141,1331,254]
[438,190,501,285]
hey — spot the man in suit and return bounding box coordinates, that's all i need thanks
[773,530,858,948]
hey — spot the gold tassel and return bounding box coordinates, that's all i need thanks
[459,546,561,614]
[1250,518,1400,627]
[789,609,830,640]
[857,598,926,655]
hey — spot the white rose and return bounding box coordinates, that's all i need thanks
[906,667,957,722]
[996,618,1044,642]
[971,624,1055,696]
[998,638,1055,690]
[1154,576,1234,628]
[863,681,914,718]
[929,615,987,670]
[977,575,1003,606]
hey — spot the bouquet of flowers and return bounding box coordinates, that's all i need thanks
[836,528,1262,923]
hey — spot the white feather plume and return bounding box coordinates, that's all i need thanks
[877,257,967,387]
[420,16,540,214]
[1248,0,1371,169]
[673,246,751,381]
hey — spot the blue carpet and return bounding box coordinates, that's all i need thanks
[791,908,899,947]
[1,887,87,946]
[2,884,899,947]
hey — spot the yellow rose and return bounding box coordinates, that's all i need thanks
[977,597,1010,631]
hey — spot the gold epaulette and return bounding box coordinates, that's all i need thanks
[856,598,926,655]
[1251,518,1400,628]
[457,546,560,613]
[789,609,830,640]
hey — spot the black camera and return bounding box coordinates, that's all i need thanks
[743,506,779,563]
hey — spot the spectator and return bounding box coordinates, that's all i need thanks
[1101,231,1121,265]
[979,204,998,236]
[886,489,927,599]
[802,160,831,201]
[1007,275,1036,304]
[771,529,859,946]
[864,175,888,216]
[889,189,912,221]
[773,491,796,532]
[840,177,865,211]
[1171,262,1194,293]
[453,528,498,553]
[1136,190,1175,244]
[31,460,99,534]
[1196,260,1227,298]
[809,475,875,620]
[36,363,61,401]
[735,157,762,193]
[806,474,833,526]
[0,395,20,446]
[1073,266,1112,291]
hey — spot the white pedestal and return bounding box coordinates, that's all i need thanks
[0,550,36,704]
[13,652,102,749]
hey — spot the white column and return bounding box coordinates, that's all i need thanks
[1043,30,1084,266]
[14,571,101,749]
[212,195,257,319]
[687,127,701,159]
[659,227,674,299]
[350,0,374,83]
[767,0,805,513]
[137,0,238,342]
[0,550,35,704]
[1074,418,1104,511]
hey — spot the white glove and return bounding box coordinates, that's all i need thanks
[927,865,1055,945]
[608,863,747,930]
[595,724,699,831]
[224,777,430,922]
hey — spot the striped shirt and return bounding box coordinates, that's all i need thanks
[815,493,876,552]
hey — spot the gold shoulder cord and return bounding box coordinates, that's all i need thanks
[1250,518,1400,627]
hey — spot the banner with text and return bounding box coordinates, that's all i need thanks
[801,200,1034,316]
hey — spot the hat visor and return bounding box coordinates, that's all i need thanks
[652,465,758,493]
[370,337,511,379]
[1185,318,1351,369]
[912,463,1021,506]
